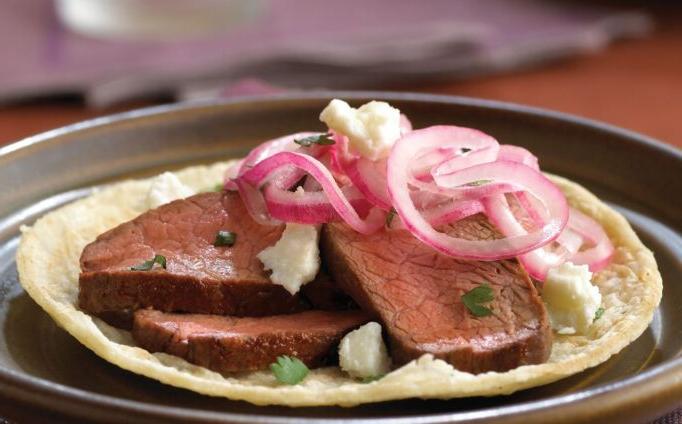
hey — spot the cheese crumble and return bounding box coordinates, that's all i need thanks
[145,172,195,209]
[319,99,401,160]
[339,322,392,379]
[543,261,602,335]
[257,223,320,295]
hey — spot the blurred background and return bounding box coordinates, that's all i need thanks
[0,0,680,147]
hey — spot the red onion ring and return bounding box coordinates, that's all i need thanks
[435,161,567,235]
[264,184,372,224]
[225,132,321,191]
[388,126,568,260]
[566,208,614,272]
[431,145,500,179]
[483,193,566,280]
[498,145,540,170]
[233,178,279,226]
[227,115,611,280]
[241,152,385,234]
[420,199,484,228]
[412,129,500,181]
[342,157,392,210]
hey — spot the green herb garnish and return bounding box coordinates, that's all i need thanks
[214,230,237,247]
[200,183,224,193]
[130,254,167,271]
[385,208,397,227]
[462,283,494,317]
[593,307,605,322]
[270,355,309,385]
[464,179,493,187]
[361,374,385,383]
[294,133,335,147]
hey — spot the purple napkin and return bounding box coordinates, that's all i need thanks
[0,0,651,106]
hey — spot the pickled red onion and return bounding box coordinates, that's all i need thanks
[483,193,566,280]
[233,178,278,226]
[566,207,614,272]
[388,126,568,260]
[401,199,484,229]
[241,152,385,234]
[225,115,611,281]
[431,145,500,179]
[498,145,540,170]
[263,184,371,224]
[225,132,322,190]
[342,157,392,210]
[238,132,317,176]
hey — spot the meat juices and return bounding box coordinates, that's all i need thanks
[322,215,552,374]
[79,192,304,317]
[133,309,370,372]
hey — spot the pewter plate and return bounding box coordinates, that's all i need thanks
[0,93,680,424]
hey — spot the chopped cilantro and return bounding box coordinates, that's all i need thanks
[385,208,397,227]
[214,230,237,247]
[270,355,309,385]
[130,254,167,271]
[361,374,385,383]
[294,133,335,147]
[462,283,494,317]
[594,307,605,322]
[464,179,493,187]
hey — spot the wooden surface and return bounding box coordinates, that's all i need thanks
[0,14,681,149]
[413,15,682,148]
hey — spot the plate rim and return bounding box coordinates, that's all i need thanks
[1,91,680,423]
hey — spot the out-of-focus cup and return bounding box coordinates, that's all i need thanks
[55,0,265,40]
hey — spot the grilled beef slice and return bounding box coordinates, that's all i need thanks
[79,192,304,318]
[322,214,552,374]
[133,309,370,373]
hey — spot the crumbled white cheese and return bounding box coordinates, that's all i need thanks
[339,322,392,379]
[543,261,602,335]
[257,223,320,295]
[145,172,195,209]
[319,99,401,160]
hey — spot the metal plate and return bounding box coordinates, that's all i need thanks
[0,92,680,424]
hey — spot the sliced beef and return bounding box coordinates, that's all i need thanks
[322,214,552,374]
[133,309,370,373]
[79,192,304,319]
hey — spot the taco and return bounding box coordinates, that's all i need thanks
[16,100,661,407]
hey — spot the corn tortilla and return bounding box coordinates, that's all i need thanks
[16,161,662,407]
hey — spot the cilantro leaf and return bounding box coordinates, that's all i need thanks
[201,182,223,193]
[214,230,237,247]
[130,254,167,271]
[462,283,494,317]
[593,307,605,322]
[294,133,335,147]
[464,179,493,187]
[361,374,385,383]
[270,355,309,385]
[385,208,397,227]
